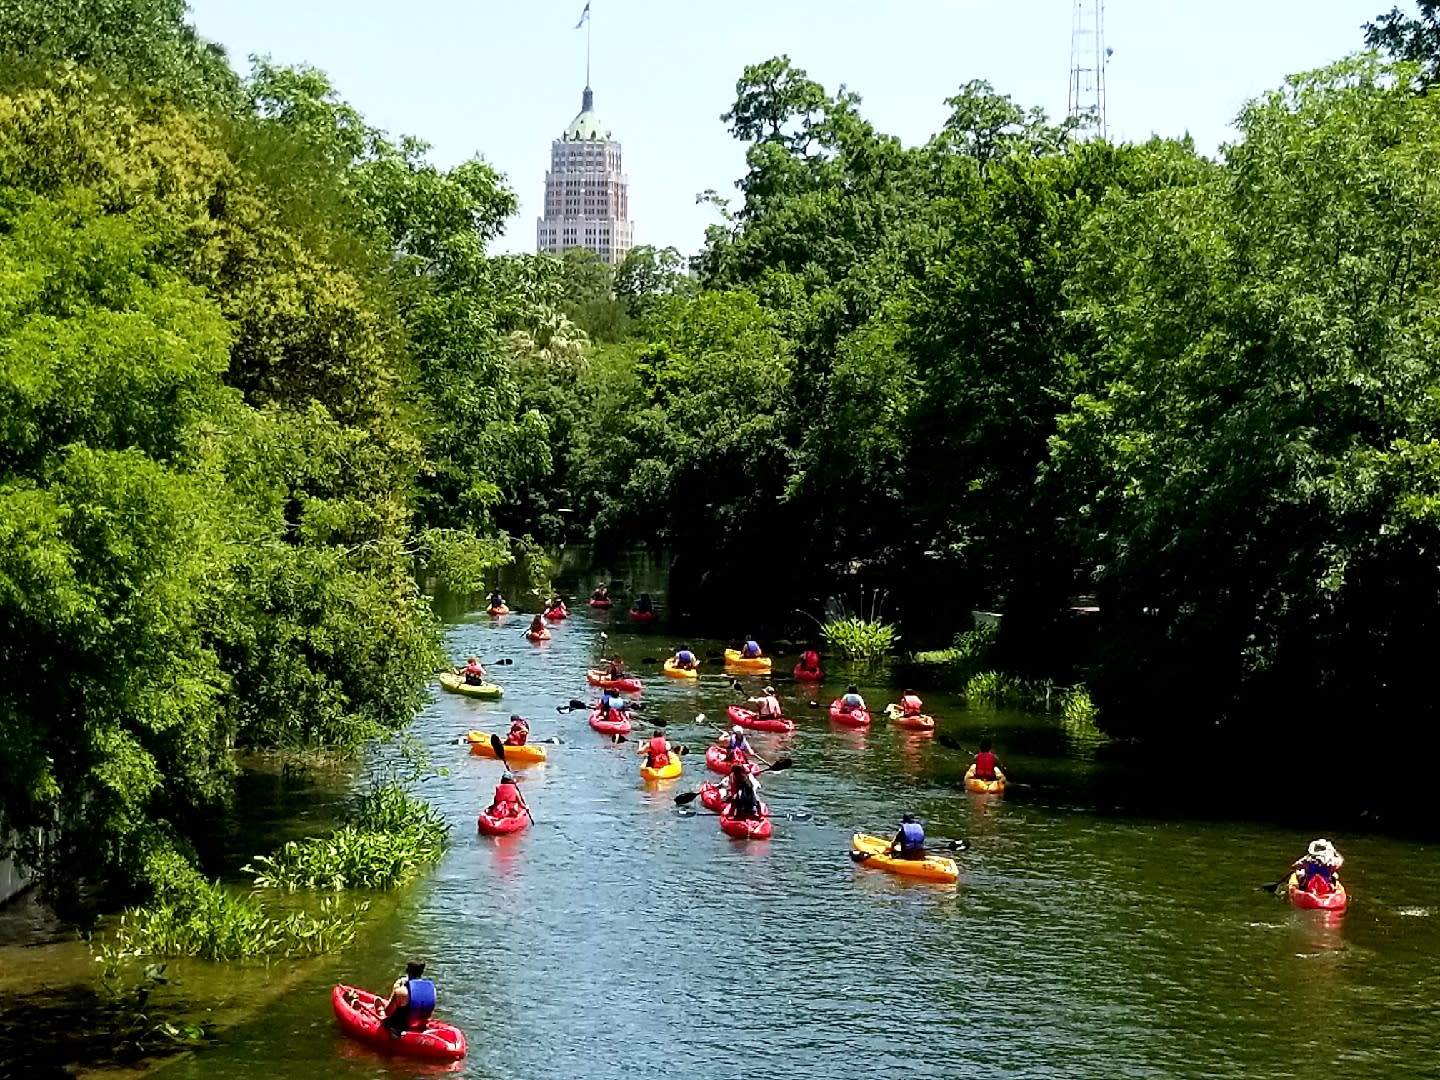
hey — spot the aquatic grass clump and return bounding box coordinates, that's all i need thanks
[245,780,450,891]
[912,625,999,671]
[111,884,362,960]
[822,616,897,662]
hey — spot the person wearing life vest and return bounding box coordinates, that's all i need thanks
[891,814,926,860]
[641,728,673,768]
[722,725,753,763]
[591,583,609,601]
[841,685,867,711]
[748,686,783,720]
[1293,838,1344,894]
[798,649,821,674]
[503,714,530,746]
[380,959,437,1034]
[727,763,762,819]
[973,737,1006,782]
[458,656,486,686]
[488,772,524,819]
[488,590,506,610]
[600,688,627,716]
[898,690,924,717]
[545,594,566,616]
[527,613,549,639]
[740,636,762,659]
[603,655,626,679]
[633,592,654,614]
[673,646,698,670]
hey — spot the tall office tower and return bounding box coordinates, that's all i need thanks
[536,85,634,265]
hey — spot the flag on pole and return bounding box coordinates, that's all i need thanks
[575,2,590,29]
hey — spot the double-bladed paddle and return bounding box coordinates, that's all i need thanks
[674,757,793,807]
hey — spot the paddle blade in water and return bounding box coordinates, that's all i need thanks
[490,734,506,761]
[674,791,700,806]
[767,757,793,772]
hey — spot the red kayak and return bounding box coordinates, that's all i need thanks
[725,704,795,734]
[829,700,872,728]
[586,670,644,693]
[588,597,614,608]
[706,744,759,776]
[628,608,656,622]
[544,605,568,620]
[892,712,936,732]
[699,782,728,813]
[477,808,529,836]
[1287,872,1349,912]
[719,804,773,840]
[793,664,824,683]
[588,707,632,736]
[331,984,467,1062]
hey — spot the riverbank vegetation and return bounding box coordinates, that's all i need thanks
[6,0,1440,916]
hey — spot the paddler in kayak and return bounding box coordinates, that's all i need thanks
[488,589,506,610]
[545,594,566,615]
[379,959,437,1035]
[603,655,627,679]
[503,714,530,746]
[739,635,763,659]
[671,646,699,671]
[727,763,762,819]
[897,689,925,718]
[526,613,548,637]
[486,773,525,821]
[890,814,927,860]
[973,737,1006,784]
[591,583,610,602]
[457,656,486,686]
[797,649,822,677]
[747,685,783,722]
[1292,838,1344,894]
[633,592,654,614]
[839,685,867,713]
[721,725,754,764]
[639,728,675,769]
[599,687,628,717]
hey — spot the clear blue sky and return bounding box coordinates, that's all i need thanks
[185,1,1389,257]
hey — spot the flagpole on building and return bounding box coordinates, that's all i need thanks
[586,3,592,87]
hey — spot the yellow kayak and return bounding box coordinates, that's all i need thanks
[850,833,959,883]
[438,673,504,698]
[465,732,547,764]
[640,756,683,782]
[723,648,772,673]
[963,766,1006,795]
[663,658,700,679]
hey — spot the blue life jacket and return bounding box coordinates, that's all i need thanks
[899,822,925,852]
[742,640,760,657]
[677,650,696,665]
[842,693,864,708]
[406,978,436,1021]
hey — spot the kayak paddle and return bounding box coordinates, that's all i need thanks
[674,757,793,806]
[489,734,535,825]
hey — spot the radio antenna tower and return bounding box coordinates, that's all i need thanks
[1067,0,1108,138]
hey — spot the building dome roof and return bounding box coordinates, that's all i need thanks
[564,86,609,141]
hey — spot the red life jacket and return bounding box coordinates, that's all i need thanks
[974,751,997,780]
[648,736,670,767]
[801,650,820,670]
[900,694,923,716]
[491,782,522,813]
[505,721,529,746]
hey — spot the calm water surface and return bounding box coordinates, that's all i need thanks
[31,591,1440,1079]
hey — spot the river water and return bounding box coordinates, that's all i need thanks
[11,587,1440,1079]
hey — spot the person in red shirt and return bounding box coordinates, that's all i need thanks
[973,737,1006,782]
[488,773,524,819]
[640,728,673,768]
[503,715,529,746]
